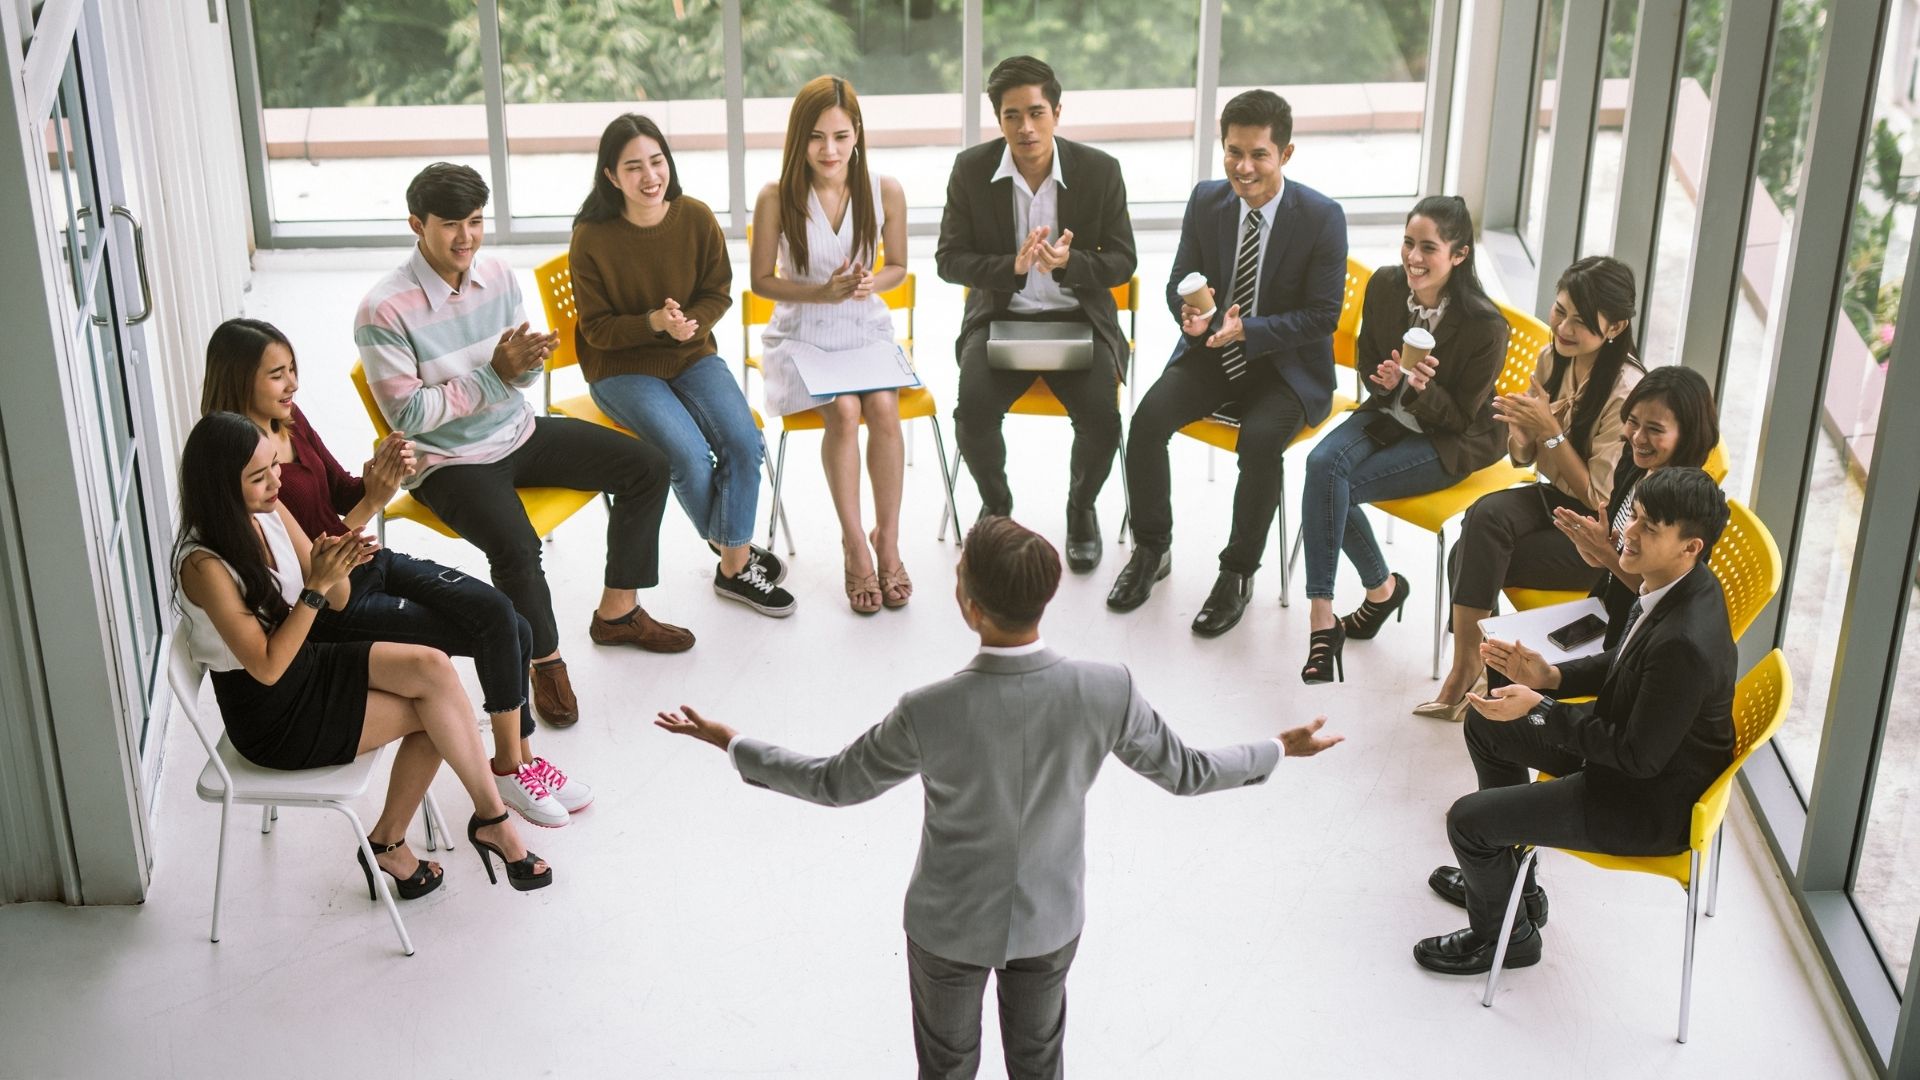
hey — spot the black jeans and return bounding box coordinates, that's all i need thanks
[952,313,1122,515]
[1447,483,1606,611]
[1125,353,1307,575]
[310,548,535,739]
[413,416,671,657]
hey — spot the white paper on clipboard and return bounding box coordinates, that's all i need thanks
[793,342,922,397]
[1478,596,1609,666]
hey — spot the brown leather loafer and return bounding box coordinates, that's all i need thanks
[589,606,696,653]
[531,660,579,728]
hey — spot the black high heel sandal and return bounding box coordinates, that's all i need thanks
[356,837,443,901]
[1340,573,1410,641]
[1302,623,1347,685]
[468,811,553,892]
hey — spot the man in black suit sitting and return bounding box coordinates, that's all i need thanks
[1416,466,1735,974]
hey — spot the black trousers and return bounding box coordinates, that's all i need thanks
[1447,483,1606,611]
[1448,708,1682,935]
[1125,354,1307,575]
[953,312,1121,515]
[907,935,1079,1080]
[413,416,670,657]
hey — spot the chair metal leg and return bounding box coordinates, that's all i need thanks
[1707,823,1725,917]
[1432,529,1446,680]
[1680,850,1702,1042]
[906,416,916,466]
[1482,848,1537,1007]
[1206,445,1216,482]
[260,804,275,834]
[928,419,962,547]
[337,803,414,957]
[1116,430,1132,544]
[1287,521,1304,582]
[420,792,451,852]
[210,796,232,943]
[938,443,964,541]
[375,510,387,549]
[767,431,795,555]
[1277,462,1291,607]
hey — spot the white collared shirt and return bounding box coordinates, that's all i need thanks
[1618,565,1692,655]
[1227,178,1284,319]
[408,244,483,312]
[994,142,1077,314]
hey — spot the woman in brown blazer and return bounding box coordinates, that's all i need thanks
[1297,196,1510,684]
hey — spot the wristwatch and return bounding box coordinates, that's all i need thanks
[297,588,327,611]
[1525,695,1557,726]
[1541,430,1568,450]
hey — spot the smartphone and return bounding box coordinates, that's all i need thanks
[1547,613,1607,651]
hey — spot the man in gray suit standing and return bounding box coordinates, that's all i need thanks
[656,516,1342,1079]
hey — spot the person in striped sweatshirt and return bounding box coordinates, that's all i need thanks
[355,162,692,730]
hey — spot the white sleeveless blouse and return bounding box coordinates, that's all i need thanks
[176,511,303,672]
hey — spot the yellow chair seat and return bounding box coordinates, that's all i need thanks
[551,390,764,433]
[381,488,598,542]
[1505,587,1586,612]
[1375,462,1537,534]
[780,385,938,431]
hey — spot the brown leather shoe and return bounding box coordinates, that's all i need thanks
[589,606,696,653]
[530,660,579,728]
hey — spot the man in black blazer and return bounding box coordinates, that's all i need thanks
[1416,467,1736,974]
[936,56,1138,573]
[1108,89,1347,636]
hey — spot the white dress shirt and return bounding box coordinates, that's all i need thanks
[994,142,1077,314]
[1227,178,1284,320]
[1618,565,1692,656]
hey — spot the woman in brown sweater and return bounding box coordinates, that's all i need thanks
[571,113,796,617]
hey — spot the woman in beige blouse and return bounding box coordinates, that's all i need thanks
[1419,256,1645,719]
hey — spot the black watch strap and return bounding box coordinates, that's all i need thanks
[298,588,327,611]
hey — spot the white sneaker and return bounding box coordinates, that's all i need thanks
[495,763,569,828]
[528,757,592,813]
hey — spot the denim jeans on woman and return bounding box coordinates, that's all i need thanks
[588,354,764,550]
[1300,412,1463,601]
[308,547,535,739]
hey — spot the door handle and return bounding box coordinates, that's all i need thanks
[109,205,153,325]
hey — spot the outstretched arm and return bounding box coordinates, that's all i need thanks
[656,703,922,808]
[1110,669,1340,794]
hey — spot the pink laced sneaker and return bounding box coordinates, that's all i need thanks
[528,757,592,813]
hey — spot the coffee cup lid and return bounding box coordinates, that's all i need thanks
[1402,327,1436,349]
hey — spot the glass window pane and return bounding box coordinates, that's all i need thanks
[984,0,1200,204]
[1219,0,1433,200]
[248,2,487,224]
[1579,0,1638,256]
[1639,0,1724,366]
[1857,585,1920,991]
[1522,0,1564,259]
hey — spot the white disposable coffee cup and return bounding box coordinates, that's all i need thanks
[1177,272,1215,318]
[1400,326,1436,368]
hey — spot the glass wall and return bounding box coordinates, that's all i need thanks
[1519,0,1564,261]
[1858,587,1920,989]
[1639,0,1725,368]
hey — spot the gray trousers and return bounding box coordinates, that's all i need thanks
[907,934,1080,1080]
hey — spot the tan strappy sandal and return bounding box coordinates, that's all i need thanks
[878,563,912,608]
[845,571,883,615]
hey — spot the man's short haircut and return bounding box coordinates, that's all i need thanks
[1633,466,1729,562]
[960,516,1062,629]
[986,55,1061,113]
[1219,89,1293,149]
[406,162,490,222]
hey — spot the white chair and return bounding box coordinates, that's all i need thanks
[167,629,450,957]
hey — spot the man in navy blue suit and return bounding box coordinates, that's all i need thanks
[1107,90,1347,637]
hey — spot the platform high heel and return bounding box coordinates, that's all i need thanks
[356,837,443,901]
[468,810,553,892]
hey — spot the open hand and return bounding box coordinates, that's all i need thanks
[1013,225,1050,275]
[1480,637,1556,688]
[1278,716,1343,757]
[489,322,556,380]
[1403,353,1440,392]
[1204,303,1246,349]
[1553,506,1616,568]
[654,704,738,751]
[822,261,863,302]
[1369,352,1404,392]
[305,530,375,594]
[1465,683,1544,722]
[1034,228,1073,272]
[650,298,701,342]
[362,432,414,505]
[1491,382,1556,440]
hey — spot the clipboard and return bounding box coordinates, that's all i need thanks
[793,342,921,397]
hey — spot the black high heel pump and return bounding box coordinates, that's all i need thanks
[468,811,553,892]
[356,838,443,901]
[1340,573,1410,640]
[1302,623,1347,685]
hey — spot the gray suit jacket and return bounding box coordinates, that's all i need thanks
[731,649,1282,967]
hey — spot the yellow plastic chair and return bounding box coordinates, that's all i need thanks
[1372,300,1550,677]
[937,277,1143,543]
[348,360,597,547]
[533,253,791,552]
[1504,441,1731,613]
[1482,650,1792,1044]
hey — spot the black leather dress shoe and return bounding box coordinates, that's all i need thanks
[1428,865,1549,927]
[1413,922,1543,975]
[1065,506,1102,573]
[1191,571,1252,637]
[1106,547,1170,611]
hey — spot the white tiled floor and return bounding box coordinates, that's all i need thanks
[0,236,1875,1078]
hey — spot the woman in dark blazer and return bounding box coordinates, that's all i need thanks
[1298,196,1510,684]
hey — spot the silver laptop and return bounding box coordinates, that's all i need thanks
[986,321,1096,371]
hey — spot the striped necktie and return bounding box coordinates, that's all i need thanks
[1609,600,1645,671]
[1221,208,1263,384]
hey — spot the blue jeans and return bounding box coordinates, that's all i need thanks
[1301,413,1462,601]
[589,354,764,549]
[309,548,535,739]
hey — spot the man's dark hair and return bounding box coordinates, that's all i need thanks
[959,516,1062,629]
[406,162,490,222]
[986,55,1061,113]
[1633,467,1729,562]
[1219,89,1292,148]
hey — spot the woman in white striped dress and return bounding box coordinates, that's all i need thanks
[751,75,912,614]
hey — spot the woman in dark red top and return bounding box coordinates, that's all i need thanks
[201,318,589,830]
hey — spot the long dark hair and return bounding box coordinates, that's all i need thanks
[574,114,683,226]
[173,411,289,629]
[1547,256,1644,459]
[779,76,877,276]
[1621,364,1719,469]
[202,318,294,433]
[1406,195,1492,315]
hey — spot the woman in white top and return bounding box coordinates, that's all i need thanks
[174,412,554,896]
[752,75,912,614]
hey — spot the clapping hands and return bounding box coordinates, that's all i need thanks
[649,298,701,342]
[362,432,415,506]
